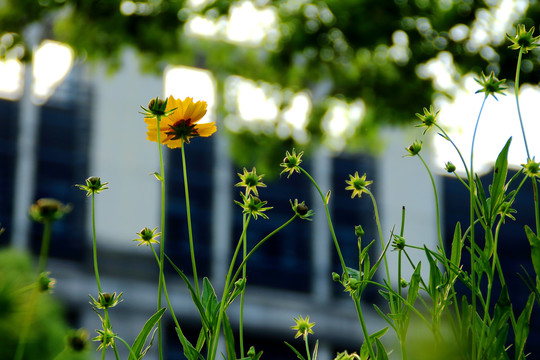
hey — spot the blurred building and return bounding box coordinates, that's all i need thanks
[3,48,536,359]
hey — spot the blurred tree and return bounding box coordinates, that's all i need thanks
[1,0,538,172]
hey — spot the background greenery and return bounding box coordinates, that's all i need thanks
[2,0,540,170]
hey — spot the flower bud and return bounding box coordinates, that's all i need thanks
[332,272,341,282]
[29,198,71,223]
[354,225,364,238]
[400,278,408,288]
[406,140,422,156]
[445,161,456,173]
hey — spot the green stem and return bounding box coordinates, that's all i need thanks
[299,167,348,276]
[91,194,103,293]
[514,47,531,160]
[239,214,248,358]
[150,245,186,343]
[435,124,471,180]
[354,296,376,359]
[468,94,488,360]
[37,221,52,275]
[417,154,446,259]
[208,216,252,360]
[181,144,200,298]
[533,179,540,237]
[16,219,54,360]
[209,215,298,360]
[156,114,166,360]
[364,188,391,285]
[304,335,311,360]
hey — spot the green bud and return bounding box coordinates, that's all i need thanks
[354,225,364,238]
[445,161,456,173]
[332,272,341,282]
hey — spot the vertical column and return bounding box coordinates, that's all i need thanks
[11,24,42,250]
[211,132,233,289]
[311,147,332,304]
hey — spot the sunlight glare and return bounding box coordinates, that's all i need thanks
[0,58,24,100]
[32,40,74,104]
[164,66,216,123]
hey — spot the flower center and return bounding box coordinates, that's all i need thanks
[166,118,199,143]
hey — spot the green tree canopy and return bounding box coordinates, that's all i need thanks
[2,0,539,171]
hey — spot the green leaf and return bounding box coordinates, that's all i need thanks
[166,255,210,329]
[202,277,220,325]
[176,327,206,360]
[375,338,389,360]
[128,307,166,360]
[514,293,535,359]
[450,222,462,269]
[284,341,306,360]
[524,225,540,279]
[369,327,389,341]
[490,137,511,214]
[222,313,236,360]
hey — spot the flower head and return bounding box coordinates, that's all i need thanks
[29,198,71,223]
[144,96,216,148]
[415,105,439,134]
[92,326,116,351]
[392,235,406,251]
[90,292,123,310]
[235,167,266,196]
[234,193,273,220]
[507,24,540,53]
[37,272,56,293]
[522,158,540,178]
[334,351,360,360]
[445,161,456,173]
[405,140,423,156]
[66,329,89,352]
[133,227,160,246]
[76,176,109,197]
[474,72,506,100]
[290,199,314,220]
[345,172,373,199]
[291,315,315,340]
[280,149,304,178]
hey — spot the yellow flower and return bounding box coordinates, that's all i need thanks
[144,96,216,148]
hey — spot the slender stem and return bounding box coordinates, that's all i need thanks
[91,195,103,293]
[364,188,391,285]
[151,245,185,342]
[533,179,540,237]
[239,214,248,358]
[299,167,348,276]
[354,296,376,359]
[417,154,446,259]
[37,221,52,275]
[514,48,531,160]
[435,124,471,180]
[208,216,252,360]
[469,95,487,360]
[209,215,298,360]
[304,335,312,360]
[181,144,200,297]
[156,114,166,360]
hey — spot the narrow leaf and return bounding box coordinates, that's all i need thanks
[128,307,166,360]
[524,225,540,279]
[514,293,535,359]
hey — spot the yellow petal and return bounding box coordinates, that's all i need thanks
[196,122,217,137]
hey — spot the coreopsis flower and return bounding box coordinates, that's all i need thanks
[290,199,314,220]
[405,140,423,156]
[90,292,123,310]
[37,272,56,293]
[144,96,216,148]
[76,176,109,197]
[345,172,373,199]
[133,227,160,246]
[291,315,315,340]
[445,161,456,173]
[415,105,439,134]
[507,24,540,53]
[29,198,71,223]
[235,193,272,220]
[235,167,266,196]
[475,72,506,100]
[522,158,540,178]
[92,326,116,351]
[334,351,360,360]
[66,329,89,352]
[280,149,304,178]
